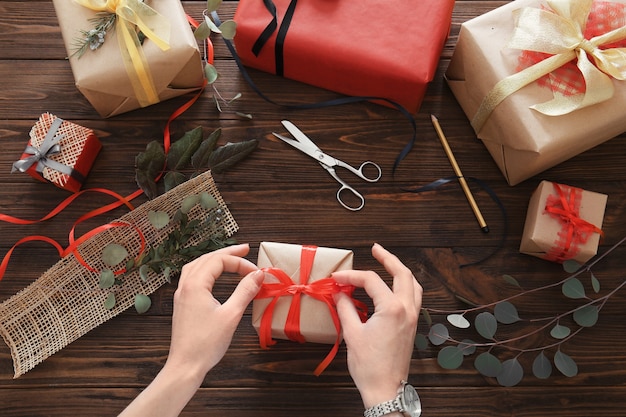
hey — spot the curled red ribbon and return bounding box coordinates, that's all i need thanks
[255,245,367,375]
[544,183,604,262]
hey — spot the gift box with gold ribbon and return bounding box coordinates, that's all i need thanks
[252,242,367,375]
[446,0,626,185]
[520,181,607,263]
[12,113,102,193]
[234,0,455,113]
[52,0,204,117]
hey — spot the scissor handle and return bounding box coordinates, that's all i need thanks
[325,167,366,211]
[336,160,382,182]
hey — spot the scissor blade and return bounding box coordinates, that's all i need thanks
[271,132,320,158]
[281,120,320,150]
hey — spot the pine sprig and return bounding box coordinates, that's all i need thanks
[71,12,117,59]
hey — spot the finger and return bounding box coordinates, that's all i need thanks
[334,291,363,336]
[180,245,256,291]
[223,269,264,316]
[371,243,416,301]
[332,269,392,307]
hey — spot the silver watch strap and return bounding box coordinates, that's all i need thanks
[363,397,402,417]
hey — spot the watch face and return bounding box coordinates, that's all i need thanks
[401,384,422,417]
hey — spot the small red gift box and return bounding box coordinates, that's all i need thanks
[520,181,607,264]
[12,113,102,193]
[252,242,367,375]
[234,0,455,113]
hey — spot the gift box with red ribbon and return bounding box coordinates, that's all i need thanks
[446,0,626,185]
[12,113,102,193]
[234,0,455,113]
[252,242,367,375]
[520,181,607,263]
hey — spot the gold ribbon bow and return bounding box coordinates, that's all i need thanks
[74,0,171,107]
[472,0,626,132]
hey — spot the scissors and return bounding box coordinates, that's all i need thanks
[272,120,382,211]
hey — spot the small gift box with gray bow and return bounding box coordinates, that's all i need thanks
[12,113,102,193]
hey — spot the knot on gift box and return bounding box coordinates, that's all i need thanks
[12,117,84,183]
[255,245,367,375]
[74,0,171,107]
[472,0,626,132]
[544,182,604,262]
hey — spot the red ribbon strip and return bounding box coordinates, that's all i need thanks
[544,183,604,262]
[255,245,367,375]
[0,15,213,281]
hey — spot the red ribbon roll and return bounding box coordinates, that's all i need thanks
[255,245,367,375]
[544,183,604,262]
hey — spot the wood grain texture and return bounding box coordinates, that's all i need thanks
[1,0,626,415]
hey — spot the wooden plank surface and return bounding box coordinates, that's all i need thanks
[1,0,626,415]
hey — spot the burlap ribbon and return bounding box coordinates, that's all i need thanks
[11,117,83,181]
[74,0,171,107]
[472,0,626,132]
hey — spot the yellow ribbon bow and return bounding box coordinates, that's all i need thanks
[472,0,626,132]
[74,0,171,107]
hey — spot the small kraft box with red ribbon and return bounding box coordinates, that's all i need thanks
[234,0,455,113]
[52,0,204,118]
[252,242,367,375]
[12,113,102,193]
[446,0,626,186]
[520,181,607,264]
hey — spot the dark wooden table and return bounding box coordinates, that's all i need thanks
[1,1,626,415]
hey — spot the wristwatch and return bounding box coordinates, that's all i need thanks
[363,380,421,417]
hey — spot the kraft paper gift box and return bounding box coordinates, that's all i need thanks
[12,113,102,193]
[446,0,626,185]
[520,181,607,263]
[234,0,455,113]
[53,0,204,118]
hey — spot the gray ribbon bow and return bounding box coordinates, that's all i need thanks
[12,118,76,177]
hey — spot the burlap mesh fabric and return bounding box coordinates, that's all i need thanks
[0,171,238,378]
[30,112,94,187]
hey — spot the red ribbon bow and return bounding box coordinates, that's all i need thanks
[544,183,604,262]
[255,245,367,375]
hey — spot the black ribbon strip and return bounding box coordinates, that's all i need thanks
[403,176,508,267]
[211,9,416,175]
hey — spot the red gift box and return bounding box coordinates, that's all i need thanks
[234,0,455,113]
[12,113,102,193]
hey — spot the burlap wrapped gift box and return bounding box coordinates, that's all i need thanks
[53,0,204,117]
[520,180,607,263]
[234,0,455,113]
[446,0,626,185]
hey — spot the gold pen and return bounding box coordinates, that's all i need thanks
[431,114,489,233]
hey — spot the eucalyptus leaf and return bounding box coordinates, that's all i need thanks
[421,308,433,326]
[496,358,524,387]
[562,277,586,299]
[550,323,571,339]
[458,339,477,356]
[532,351,552,379]
[209,139,259,174]
[428,323,449,346]
[502,274,521,288]
[104,292,116,310]
[102,243,129,267]
[475,312,498,340]
[163,266,172,283]
[573,304,599,327]
[134,294,152,314]
[206,0,222,12]
[591,272,600,293]
[494,301,520,324]
[474,352,502,377]
[554,350,578,377]
[167,127,204,171]
[563,259,582,273]
[139,264,150,282]
[148,210,170,229]
[164,171,188,193]
[200,192,218,210]
[219,19,237,39]
[205,63,219,84]
[414,333,429,351]
[437,346,464,370]
[203,13,221,33]
[191,128,221,169]
[447,314,471,329]
[99,270,115,289]
[193,20,212,40]
[181,194,200,214]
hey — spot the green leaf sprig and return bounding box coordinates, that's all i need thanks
[71,12,117,58]
[416,235,626,387]
[99,192,236,313]
[135,127,258,199]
